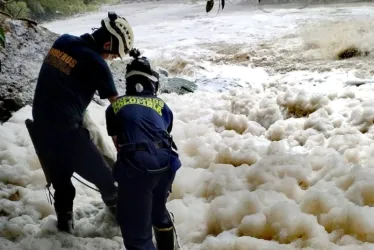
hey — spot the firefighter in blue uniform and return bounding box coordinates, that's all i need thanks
[106,50,182,250]
[30,12,135,234]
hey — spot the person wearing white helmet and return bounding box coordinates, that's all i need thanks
[29,12,134,234]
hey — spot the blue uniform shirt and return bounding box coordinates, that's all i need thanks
[32,33,118,126]
[106,95,182,172]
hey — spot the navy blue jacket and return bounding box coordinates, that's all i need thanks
[106,94,182,172]
[32,33,118,127]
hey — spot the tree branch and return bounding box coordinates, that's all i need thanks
[15,5,22,17]
[4,0,17,4]
[4,4,13,17]
[0,10,12,18]
[16,18,37,26]
[0,10,38,26]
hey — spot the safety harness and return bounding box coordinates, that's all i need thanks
[117,130,177,175]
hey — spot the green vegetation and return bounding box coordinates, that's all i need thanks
[0,26,5,48]
[1,0,120,22]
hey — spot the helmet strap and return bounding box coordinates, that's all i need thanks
[89,34,96,42]
[90,26,116,55]
[110,36,113,51]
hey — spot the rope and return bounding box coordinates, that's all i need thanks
[44,166,182,249]
[72,175,100,192]
[168,211,182,249]
[44,174,101,205]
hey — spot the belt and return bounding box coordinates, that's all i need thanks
[119,141,169,152]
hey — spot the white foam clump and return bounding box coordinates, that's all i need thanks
[230,89,284,130]
[277,88,331,118]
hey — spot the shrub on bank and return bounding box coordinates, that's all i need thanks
[2,0,119,22]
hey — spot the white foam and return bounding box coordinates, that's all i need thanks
[4,1,374,250]
[4,67,374,248]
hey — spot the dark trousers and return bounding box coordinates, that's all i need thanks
[35,125,117,214]
[113,159,176,250]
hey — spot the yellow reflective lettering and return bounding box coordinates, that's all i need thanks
[69,59,77,68]
[155,105,162,115]
[152,99,158,109]
[121,98,126,108]
[60,54,67,62]
[136,97,143,105]
[145,98,152,108]
[129,97,136,104]
[65,56,72,65]
[112,101,118,113]
[50,48,57,56]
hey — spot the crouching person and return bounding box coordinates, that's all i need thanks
[105,50,182,250]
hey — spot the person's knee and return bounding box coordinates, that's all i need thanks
[53,180,75,213]
[102,191,117,211]
[152,216,173,229]
[96,179,117,200]
[152,199,173,229]
[76,159,116,196]
[54,181,75,199]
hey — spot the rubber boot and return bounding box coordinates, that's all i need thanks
[153,225,175,250]
[57,211,74,234]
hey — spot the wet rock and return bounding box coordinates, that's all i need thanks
[336,46,370,60]
[2,97,24,112]
[156,66,169,77]
[0,14,59,122]
[108,60,198,96]
[159,76,197,95]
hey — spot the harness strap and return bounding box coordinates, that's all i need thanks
[122,156,171,175]
[117,135,175,175]
[118,140,169,152]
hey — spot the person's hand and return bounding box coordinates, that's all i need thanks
[108,95,118,104]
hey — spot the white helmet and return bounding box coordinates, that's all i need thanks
[101,12,134,59]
